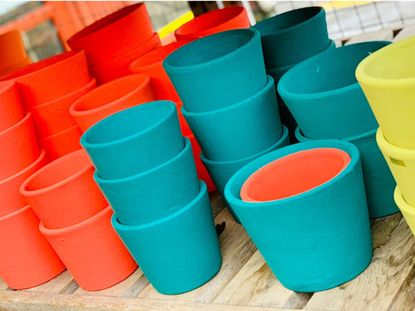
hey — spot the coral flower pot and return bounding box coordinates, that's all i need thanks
[40,125,83,161]
[70,74,154,132]
[31,78,96,138]
[0,30,30,76]
[112,181,221,295]
[164,29,266,112]
[21,149,107,229]
[175,6,250,40]
[225,140,372,292]
[0,80,25,132]
[40,206,137,291]
[394,187,415,236]
[0,206,65,290]
[0,113,40,180]
[81,101,184,179]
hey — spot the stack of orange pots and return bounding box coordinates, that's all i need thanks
[0,30,31,76]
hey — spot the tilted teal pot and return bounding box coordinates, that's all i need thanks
[225,140,372,292]
[112,181,222,295]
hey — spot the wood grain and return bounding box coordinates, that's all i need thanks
[23,270,74,293]
[345,29,394,44]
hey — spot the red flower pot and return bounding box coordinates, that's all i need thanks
[40,125,83,161]
[175,6,250,41]
[0,205,65,290]
[0,30,31,76]
[70,74,154,132]
[21,149,107,228]
[0,80,24,132]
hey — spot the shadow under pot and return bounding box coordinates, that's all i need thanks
[163,28,267,113]
[394,187,415,236]
[278,41,389,140]
[40,125,83,161]
[40,205,137,291]
[112,181,222,295]
[95,138,199,226]
[0,80,25,132]
[182,75,282,162]
[81,100,184,179]
[0,205,65,290]
[20,149,107,229]
[224,140,372,292]
[296,127,398,218]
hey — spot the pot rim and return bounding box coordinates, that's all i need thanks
[295,126,377,142]
[376,127,415,159]
[40,124,81,141]
[0,112,31,138]
[394,186,415,216]
[0,204,30,222]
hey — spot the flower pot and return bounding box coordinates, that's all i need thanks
[40,206,137,291]
[40,125,83,161]
[164,29,267,113]
[95,138,199,225]
[81,101,184,179]
[175,6,250,41]
[70,74,154,132]
[0,113,40,180]
[31,78,96,138]
[253,6,329,69]
[0,30,30,76]
[0,50,90,109]
[0,205,65,290]
[21,149,107,228]
[0,80,25,132]
[224,140,372,292]
[278,41,389,140]
[182,75,282,161]
[0,150,46,218]
[0,57,31,77]
[394,187,415,236]
[112,181,221,295]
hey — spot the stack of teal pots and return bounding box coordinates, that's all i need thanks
[80,101,222,295]
[163,29,289,218]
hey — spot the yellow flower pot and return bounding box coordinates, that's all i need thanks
[394,187,415,236]
[356,36,415,148]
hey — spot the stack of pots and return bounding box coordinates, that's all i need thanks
[164,28,289,217]
[67,3,161,84]
[356,36,415,232]
[0,81,65,289]
[278,41,398,218]
[0,30,31,76]
[20,149,137,291]
[224,140,372,292]
[80,101,222,295]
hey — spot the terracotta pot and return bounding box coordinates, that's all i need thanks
[40,125,83,161]
[40,206,137,291]
[0,80,24,132]
[0,205,65,290]
[31,78,96,138]
[0,30,30,76]
[0,113,40,180]
[70,74,154,132]
[0,150,46,218]
[21,149,107,229]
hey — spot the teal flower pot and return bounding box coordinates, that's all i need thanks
[278,41,390,139]
[163,29,267,112]
[295,127,399,218]
[182,75,282,161]
[81,101,184,179]
[224,140,372,292]
[253,6,329,69]
[112,181,222,295]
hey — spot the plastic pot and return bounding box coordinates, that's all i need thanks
[112,181,221,295]
[0,113,40,180]
[0,80,25,132]
[182,75,282,161]
[21,149,107,228]
[81,101,184,179]
[70,74,154,132]
[0,205,65,290]
[225,140,372,292]
[40,205,137,291]
[95,138,199,225]
[0,50,90,109]
[278,41,389,140]
[253,6,329,69]
[394,187,415,236]
[0,30,30,76]
[163,29,267,113]
[40,125,83,161]
[175,6,250,41]
[31,78,96,138]
[0,150,47,218]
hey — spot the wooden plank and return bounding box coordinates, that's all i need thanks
[393,25,415,42]
[23,270,75,294]
[0,278,8,290]
[345,29,394,44]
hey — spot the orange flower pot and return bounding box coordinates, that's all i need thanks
[0,80,24,132]
[40,125,83,161]
[21,149,107,229]
[31,78,96,138]
[175,6,250,41]
[40,206,137,291]
[0,205,65,290]
[0,150,46,218]
[70,74,154,132]
[0,50,90,108]
[0,30,30,76]
[0,113,40,180]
